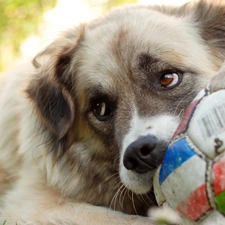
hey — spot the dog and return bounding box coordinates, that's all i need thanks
[0,0,225,224]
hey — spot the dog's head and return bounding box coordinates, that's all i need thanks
[26,0,225,212]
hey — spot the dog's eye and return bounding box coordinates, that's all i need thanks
[160,72,181,89]
[93,101,113,121]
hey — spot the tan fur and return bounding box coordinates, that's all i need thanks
[1,1,225,224]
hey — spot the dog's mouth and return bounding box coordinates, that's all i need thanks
[131,189,158,217]
[118,155,160,216]
[118,159,156,214]
[120,165,156,194]
[120,136,168,195]
[118,114,180,205]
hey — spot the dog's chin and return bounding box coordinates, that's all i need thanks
[120,165,154,194]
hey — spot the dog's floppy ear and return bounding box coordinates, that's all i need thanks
[192,0,225,59]
[152,0,225,59]
[27,26,84,151]
[27,77,74,140]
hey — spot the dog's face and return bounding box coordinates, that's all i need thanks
[27,0,225,213]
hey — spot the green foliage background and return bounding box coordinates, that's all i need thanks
[0,0,137,71]
[0,0,56,70]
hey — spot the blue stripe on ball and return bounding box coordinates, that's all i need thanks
[159,137,196,185]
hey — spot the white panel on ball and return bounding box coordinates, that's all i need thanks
[187,90,225,159]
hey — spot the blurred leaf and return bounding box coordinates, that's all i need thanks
[0,0,56,70]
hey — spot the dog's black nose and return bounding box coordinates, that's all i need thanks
[123,135,158,174]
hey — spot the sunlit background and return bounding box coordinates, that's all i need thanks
[0,0,190,71]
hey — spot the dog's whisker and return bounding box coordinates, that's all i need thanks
[113,153,120,167]
[94,173,119,193]
[109,182,123,211]
[131,191,138,215]
[115,175,121,183]
[114,184,125,211]
[140,193,152,208]
[127,188,132,201]
[122,187,128,210]
[136,193,148,208]
[118,185,127,211]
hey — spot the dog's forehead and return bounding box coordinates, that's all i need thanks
[73,6,216,106]
[79,7,214,77]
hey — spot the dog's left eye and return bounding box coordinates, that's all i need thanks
[93,101,113,121]
[160,72,181,89]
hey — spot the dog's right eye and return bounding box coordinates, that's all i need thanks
[158,69,184,90]
[93,101,113,121]
[160,72,181,89]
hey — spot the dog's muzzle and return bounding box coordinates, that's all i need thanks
[123,135,160,174]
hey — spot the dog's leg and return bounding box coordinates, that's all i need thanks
[0,170,155,225]
[1,199,155,225]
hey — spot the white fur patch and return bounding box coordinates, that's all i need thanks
[120,108,180,194]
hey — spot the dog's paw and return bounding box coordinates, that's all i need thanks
[208,63,225,93]
[148,206,182,225]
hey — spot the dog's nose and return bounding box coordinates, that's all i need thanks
[123,135,158,174]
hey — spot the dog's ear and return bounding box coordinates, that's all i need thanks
[27,77,75,140]
[158,0,225,59]
[27,26,84,151]
[192,0,225,59]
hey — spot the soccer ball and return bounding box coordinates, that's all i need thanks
[154,88,225,225]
